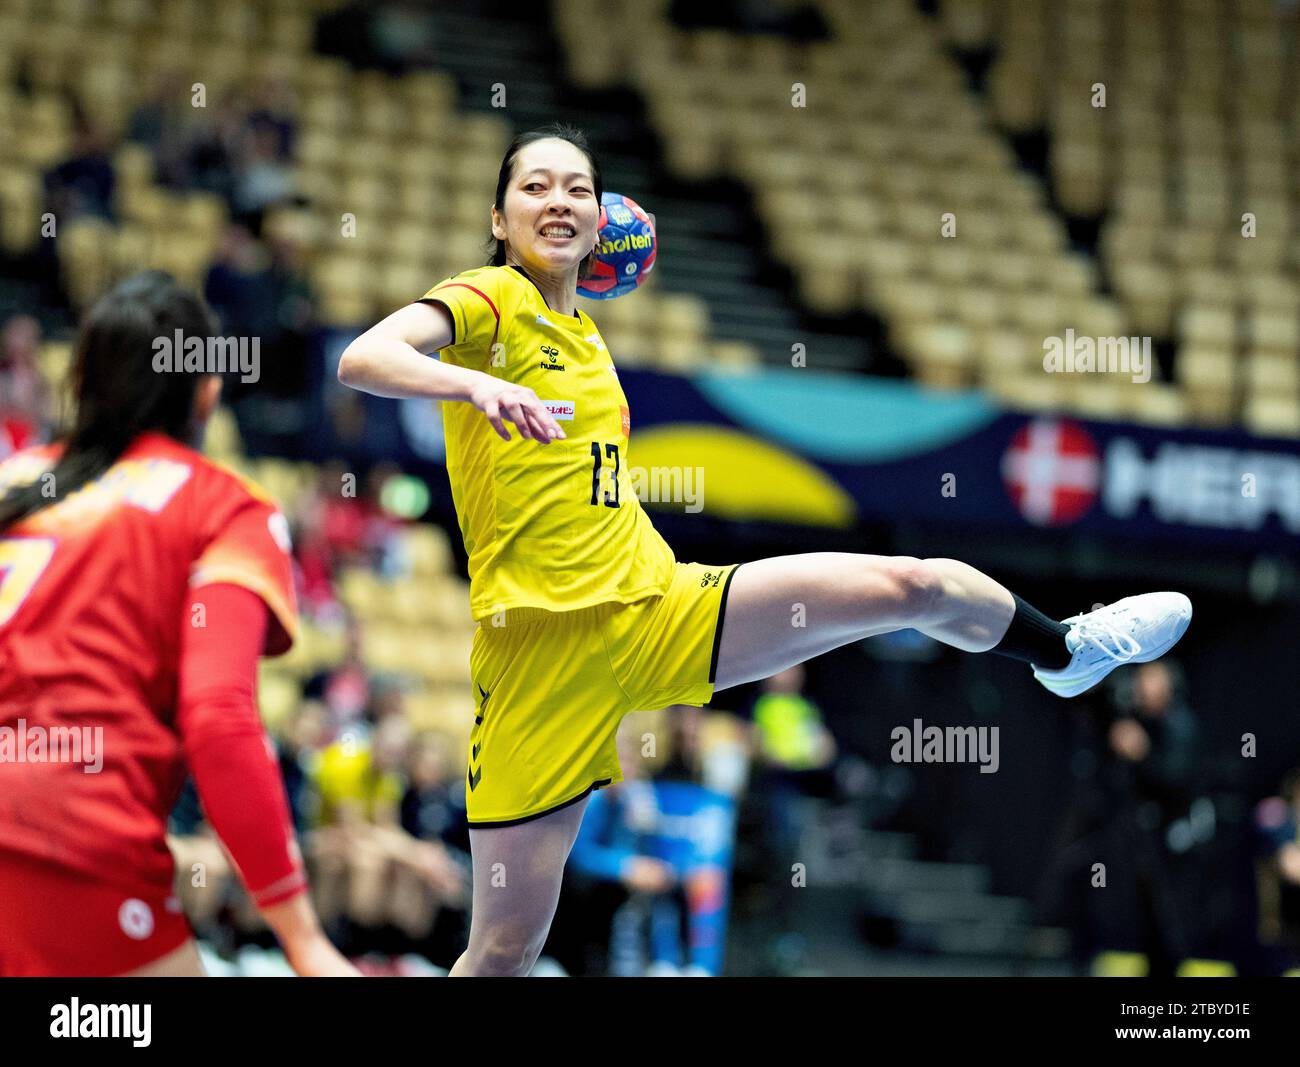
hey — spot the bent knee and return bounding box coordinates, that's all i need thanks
[879,556,944,622]
[471,924,547,976]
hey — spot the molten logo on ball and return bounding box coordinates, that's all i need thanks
[578,191,657,300]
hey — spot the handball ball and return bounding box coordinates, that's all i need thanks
[577,192,657,299]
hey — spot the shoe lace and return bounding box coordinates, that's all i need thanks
[1071,615,1142,661]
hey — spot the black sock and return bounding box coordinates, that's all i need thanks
[991,594,1072,670]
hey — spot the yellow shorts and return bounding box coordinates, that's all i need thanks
[464,560,740,826]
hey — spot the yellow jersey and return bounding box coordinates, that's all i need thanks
[420,264,676,620]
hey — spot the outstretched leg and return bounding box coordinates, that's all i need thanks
[714,553,1020,689]
[714,553,1190,696]
[449,797,589,977]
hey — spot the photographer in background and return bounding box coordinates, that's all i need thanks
[1034,661,1202,975]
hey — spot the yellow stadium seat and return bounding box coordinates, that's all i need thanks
[983,372,1067,412]
[1128,383,1189,427]
[712,341,761,369]
[1243,394,1300,437]
[1175,959,1237,978]
[1090,951,1148,977]
[1179,306,1237,347]
[1245,353,1300,394]
[257,670,302,735]
[1244,310,1300,351]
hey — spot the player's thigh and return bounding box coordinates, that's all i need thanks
[464,794,590,952]
[714,552,936,690]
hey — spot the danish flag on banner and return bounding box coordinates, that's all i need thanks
[1001,418,1101,527]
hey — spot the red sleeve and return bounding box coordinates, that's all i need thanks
[177,582,308,908]
[190,470,298,656]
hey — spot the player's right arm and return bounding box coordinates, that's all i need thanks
[337,301,563,444]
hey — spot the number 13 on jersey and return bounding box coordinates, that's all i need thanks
[589,442,620,508]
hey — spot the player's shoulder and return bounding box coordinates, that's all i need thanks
[199,457,281,511]
[0,441,61,490]
[427,264,526,301]
[148,435,279,512]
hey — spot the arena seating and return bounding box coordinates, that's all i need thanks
[553,0,1300,434]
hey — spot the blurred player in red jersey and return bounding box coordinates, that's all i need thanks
[0,271,356,976]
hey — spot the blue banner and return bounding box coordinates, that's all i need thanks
[315,334,1300,551]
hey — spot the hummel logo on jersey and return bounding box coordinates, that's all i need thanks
[700,571,722,588]
[539,345,566,371]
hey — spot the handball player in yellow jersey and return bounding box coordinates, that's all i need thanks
[338,124,1192,976]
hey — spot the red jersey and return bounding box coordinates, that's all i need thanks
[0,431,297,894]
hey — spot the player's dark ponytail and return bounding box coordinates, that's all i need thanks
[487,123,603,280]
[0,271,216,532]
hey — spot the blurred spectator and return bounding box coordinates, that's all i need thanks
[317,459,370,564]
[277,700,330,833]
[1033,661,1202,975]
[203,223,273,339]
[308,715,468,952]
[748,664,837,863]
[44,119,115,222]
[205,214,316,410]
[397,730,472,961]
[259,215,316,398]
[126,69,195,188]
[751,663,837,772]
[0,315,50,456]
[291,466,404,625]
[743,666,836,972]
[315,2,439,74]
[572,728,685,975]
[311,714,407,830]
[233,123,296,219]
[181,101,244,205]
[303,614,371,728]
[303,460,405,573]
[400,731,469,853]
[571,717,738,975]
[363,463,407,574]
[1255,767,1300,968]
[244,77,297,162]
[291,486,345,624]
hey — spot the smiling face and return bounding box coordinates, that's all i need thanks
[491,137,600,278]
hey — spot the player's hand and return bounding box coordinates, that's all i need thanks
[468,374,566,444]
[285,934,362,977]
[414,841,470,903]
[622,856,676,895]
[261,891,360,976]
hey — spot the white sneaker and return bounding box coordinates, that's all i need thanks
[1031,592,1192,698]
